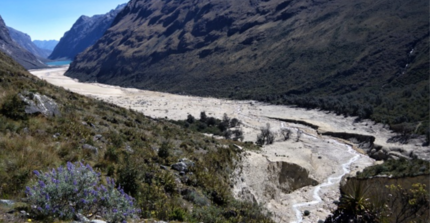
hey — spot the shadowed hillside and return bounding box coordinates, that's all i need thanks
[66,0,429,134]
[0,16,46,69]
[7,27,51,59]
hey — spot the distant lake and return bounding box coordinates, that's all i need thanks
[46,60,72,66]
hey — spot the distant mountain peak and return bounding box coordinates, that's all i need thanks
[7,26,52,59]
[49,4,126,60]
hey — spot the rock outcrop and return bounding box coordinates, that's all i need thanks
[19,91,61,117]
[0,16,46,69]
[49,4,126,60]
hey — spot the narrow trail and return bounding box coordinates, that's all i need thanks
[291,139,360,223]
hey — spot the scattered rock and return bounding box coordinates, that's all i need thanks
[75,213,90,223]
[172,162,188,172]
[19,92,60,117]
[0,199,15,206]
[82,144,98,154]
[93,134,103,141]
[125,145,134,153]
[19,210,28,217]
[90,220,107,223]
[172,158,195,173]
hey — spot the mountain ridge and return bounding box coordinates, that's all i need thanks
[66,0,429,133]
[33,39,58,53]
[7,26,51,59]
[49,4,126,60]
[0,16,47,69]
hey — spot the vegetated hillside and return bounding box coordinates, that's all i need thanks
[49,4,126,60]
[67,0,429,134]
[0,51,272,222]
[326,159,429,222]
[7,27,50,59]
[0,16,46,69]
[33,39,58,52]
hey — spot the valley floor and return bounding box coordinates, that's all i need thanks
[30,67,429,222]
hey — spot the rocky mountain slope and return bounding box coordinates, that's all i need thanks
[66,0,429,134]
[7,26,51,58]
[0,49,272,222]
[49,4,126,60]
[0,16,46,69]
[33,39,58,52]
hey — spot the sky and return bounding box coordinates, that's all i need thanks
[0,0,128,41]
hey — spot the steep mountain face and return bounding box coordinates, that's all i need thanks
[33,40,58,51]
[7,27,50,58]
[0,16,46,69]
[67,0,429,132]
[49,4,126,60]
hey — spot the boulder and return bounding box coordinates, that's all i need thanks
[74,213,89,223]
[19,92,60,117]
[90,220,107,223]
[0,199,15,206]
[172,162,188,172]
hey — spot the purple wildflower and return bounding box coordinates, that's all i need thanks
[67,162,74,171]
[38,180,45,188]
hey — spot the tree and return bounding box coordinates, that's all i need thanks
[232,129,244,142]
[222,113,230,125]
[158,141,170,160]
[187,114,195,124]
[256,124,275,146]
[280,128,291,141]
[230,118,240,128]
[200,111,207,122]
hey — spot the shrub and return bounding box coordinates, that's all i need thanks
[158,141,170,160]
[200,111,207,122]
[25,162,139,222]
[280,128,291,141]
[186,114,195,124]
[232,129,244,141]
[230,118,240,128]
[0,94,28,120]
[256,124,275,146]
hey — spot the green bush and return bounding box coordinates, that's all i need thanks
[256,124,275,146]
[158,141,170,160]
[0,94,28,120]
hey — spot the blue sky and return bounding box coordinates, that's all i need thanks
[0,0,128,41]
